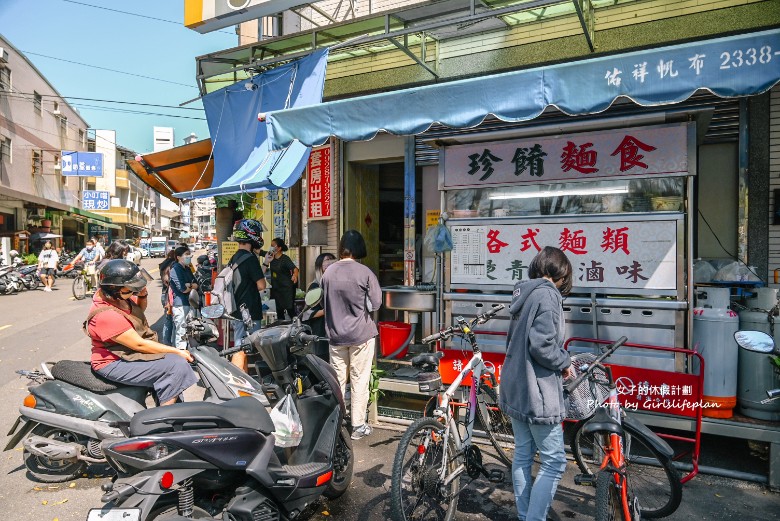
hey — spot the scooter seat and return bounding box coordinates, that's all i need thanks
[51,361,119,393]
[130,396,275,436]
[412,352,443,370]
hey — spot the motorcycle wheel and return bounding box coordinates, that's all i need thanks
[323,426,354,499]
[23,425,87,483]
[28,277,41,290]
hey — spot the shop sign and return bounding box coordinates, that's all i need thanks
[220,241,238,265]
[442,123,689,188]
[307,146,331,220]
[270,189,288,241]
[82,191,110,211]
[450,220,677,290]
[438,349,507,386]
[61,151,103,177]
[607,364,702,418]
[426,210,441,231]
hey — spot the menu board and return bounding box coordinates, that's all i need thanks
[450,221,677,290]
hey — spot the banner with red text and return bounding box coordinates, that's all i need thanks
[450,220,678,290]
[307,145,332,220]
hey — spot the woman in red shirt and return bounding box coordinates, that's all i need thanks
[87,260,196,406]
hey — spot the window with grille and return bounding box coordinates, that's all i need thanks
[0,68,10,91]
[0,137,10,163]
[78,129,84,147]
[60,116,68,136]
[32,149,42,175]
[33,92,42,115]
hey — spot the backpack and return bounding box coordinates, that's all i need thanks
[211,253,253,315]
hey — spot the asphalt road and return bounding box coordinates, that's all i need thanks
[0,257,778,520]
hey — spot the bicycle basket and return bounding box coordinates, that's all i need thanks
[565,353,610,421]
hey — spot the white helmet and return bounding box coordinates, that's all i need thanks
[9,250,18,258]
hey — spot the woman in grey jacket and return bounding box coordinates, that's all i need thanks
[499,246,573,521]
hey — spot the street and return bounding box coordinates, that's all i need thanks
[0,257,778,520]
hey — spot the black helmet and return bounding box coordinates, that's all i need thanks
[231,218,265,248]
[196,254,209,266]
[99,259,148,292]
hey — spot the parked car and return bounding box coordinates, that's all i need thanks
[125,246,142,265]
[188,244,196,252]
[139,247,150,258]
[194,242,203,250]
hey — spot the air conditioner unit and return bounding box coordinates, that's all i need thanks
[52,109,62,117]
[0,48,8,64]
[30,208,46,218]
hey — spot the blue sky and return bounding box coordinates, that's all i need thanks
[0,0,238,153]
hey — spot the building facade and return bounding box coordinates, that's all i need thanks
[0,35,116,255]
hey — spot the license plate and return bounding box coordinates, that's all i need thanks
[86,508,141,521]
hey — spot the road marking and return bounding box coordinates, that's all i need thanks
[0,325,11,331]
[149,268,159,273]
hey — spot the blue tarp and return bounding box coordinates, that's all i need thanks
[174,49,329,199]
[266,29,780,149]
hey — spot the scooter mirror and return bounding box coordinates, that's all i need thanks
[304,288,323,308]
[734,330,775,353]
[188,288,201,309]
[201,304,224,319]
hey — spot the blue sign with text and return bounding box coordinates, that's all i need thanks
[82,191,110,211]
[61,151,103,177]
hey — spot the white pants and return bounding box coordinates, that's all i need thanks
[330,338,375,428]
[171,305,191,350]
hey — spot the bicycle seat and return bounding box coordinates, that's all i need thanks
[412,352,443,370]
[581,406,624,436]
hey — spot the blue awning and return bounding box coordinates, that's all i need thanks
[266,29,780,149]
[174,49,329,199]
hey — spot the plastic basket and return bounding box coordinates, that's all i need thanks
[565,353,610,421]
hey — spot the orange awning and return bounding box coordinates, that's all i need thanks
[127,139,214,202]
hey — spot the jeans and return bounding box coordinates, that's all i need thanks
[232,318,261,346]
[510,418,567,521]
[161,313,174,346]
[96,355,197,404]
[171,305,191,350]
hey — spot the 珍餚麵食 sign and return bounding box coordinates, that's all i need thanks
[442,123,690,189]
[62,151,103,177]
[307,145,331,220]
[82,191,110,211]
[450,220,678,290]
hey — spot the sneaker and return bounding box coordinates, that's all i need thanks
[43,287,51,292]
[351,424,372,440]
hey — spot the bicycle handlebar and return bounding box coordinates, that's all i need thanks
[564,336,627,394]
[422,304,506,344]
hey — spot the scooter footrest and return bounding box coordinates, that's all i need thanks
[488,469,504,483]
[281,462,330,478]
[574,473,595,486]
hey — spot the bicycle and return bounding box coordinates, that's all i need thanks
[390,304,514,521]
[71,262,94,300]
[565,337,683,520]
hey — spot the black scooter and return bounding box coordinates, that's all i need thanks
[88,289,353,521]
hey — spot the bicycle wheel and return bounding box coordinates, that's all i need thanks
[572,420,682,518]
[476,383,514,466]
[390,417,460,521]
[595,470,624,521]
[72,275,86,300]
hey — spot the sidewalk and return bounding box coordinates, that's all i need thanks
[310,423,780,521]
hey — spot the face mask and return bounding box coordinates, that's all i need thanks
[119,291,135,300]
[183,256,192,265]
[86,246,93,251]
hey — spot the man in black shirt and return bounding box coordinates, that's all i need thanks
[229,219,268,372]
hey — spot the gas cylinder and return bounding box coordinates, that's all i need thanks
[737,288,780,421]
[692,287,739,418]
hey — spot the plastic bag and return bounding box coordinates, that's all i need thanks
[269,394,304,448]
[693,259,717,284]
[423,223,453,253]
[713,261,761,282]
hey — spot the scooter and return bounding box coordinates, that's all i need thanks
[15,261,41,290]
[0,264,23,294]
[88,288,353,521]
[734,330,780,404]
[4,290,269,483]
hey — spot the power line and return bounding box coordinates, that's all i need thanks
[60,0,251,39]
[20,51,196,88]
[0,90,203,111]
[68,103,207,120]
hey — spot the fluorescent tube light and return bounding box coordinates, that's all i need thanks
[488,185,629,200]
